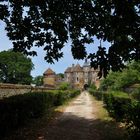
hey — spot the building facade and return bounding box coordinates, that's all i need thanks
[43,60,100,89]
[64,60,100,89]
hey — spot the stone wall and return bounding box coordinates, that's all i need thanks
[43,75,56,87]
[0,83,55,99]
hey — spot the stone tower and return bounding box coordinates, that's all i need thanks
[43,68,56,87]
[83,59,90,85]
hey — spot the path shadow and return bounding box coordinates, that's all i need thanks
[3,111,128,140]
[38,111,127,140]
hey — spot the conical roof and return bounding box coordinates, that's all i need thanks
[44,68,55,75]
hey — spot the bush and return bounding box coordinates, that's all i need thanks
[131,88,140,101]
[89,83,97,90]
[0,89,80,138]
[89,89,103,100]
[124,101,140,139]
[88,83,103,100]
[58,82,70,90]
[102,91,140,139]
[103,92,131,121]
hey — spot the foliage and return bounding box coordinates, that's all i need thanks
[99,72,121,91]
[89,90,103,101]
[32,75,43,86]
[103,92,130,120]
[100,61,140,91]
[125,101,140,139]
[103,93,140,139]
[89,83,97,90]
[0,89,80,138]
[58,82,70,90]
[0,50,34,84]
[89,89,140,138]
[57,73,64,79]
[0,0,140,77]
[88,83,104,100]
[131,87,140,101]
[90,90,140,139]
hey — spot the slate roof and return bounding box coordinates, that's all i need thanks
[65,67,72,73]
[73,64,83,72]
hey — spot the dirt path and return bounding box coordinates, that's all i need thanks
[44,91,98,140]
[38,91,125,140]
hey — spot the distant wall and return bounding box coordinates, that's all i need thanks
[0,83,55,99]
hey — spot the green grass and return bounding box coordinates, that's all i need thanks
[109,91,130,98]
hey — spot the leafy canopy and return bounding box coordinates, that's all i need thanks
[0,0,140,77]
[0,50,34,84]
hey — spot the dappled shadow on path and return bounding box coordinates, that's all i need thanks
[2,111,126,140]
[37,111,125,140]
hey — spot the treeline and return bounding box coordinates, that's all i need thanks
[0,89,80,138]
[100,61,140,91]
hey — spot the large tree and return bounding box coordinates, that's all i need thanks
[0,50,34,84]
[0,0,140,77]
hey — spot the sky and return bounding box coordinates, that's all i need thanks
[0,21,110,77]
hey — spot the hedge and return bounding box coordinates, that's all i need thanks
[124,100,140,139]
[89,90,140,139]
[0,89,80,138]
[102,92,131,121]
[88,89,103,100]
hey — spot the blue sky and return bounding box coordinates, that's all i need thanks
[0,21,110,77]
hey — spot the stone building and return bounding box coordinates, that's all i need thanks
[43,68,56,87]
[64,60,100,89]
[43,60,100,89]
[43,68,64,87]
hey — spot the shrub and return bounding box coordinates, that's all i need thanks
[124,101,140,139]
[58,82,70,90]
[103,92,131,121]
[88,83,103,100]
[131,87,140,101]
[0,89,80,138]
[89,90,103,100]
[89,83,97,90]
[102,91,140,138]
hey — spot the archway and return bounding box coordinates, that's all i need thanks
[84,84,89,90]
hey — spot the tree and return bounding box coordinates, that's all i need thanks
[0,50,34,84]
[57,73,64,79]
[0,0,140,77]
[32,75,43,86]
[100,61,140,91]
[58,82,70,90]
